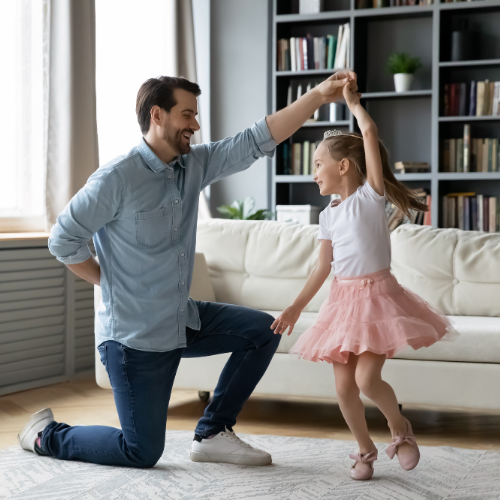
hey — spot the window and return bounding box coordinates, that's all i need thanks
[0,0,45,232]
[96,0,177,166]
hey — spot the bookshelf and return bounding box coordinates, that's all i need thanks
[269,0,500,229]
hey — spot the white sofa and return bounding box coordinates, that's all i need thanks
[96,220,500,411]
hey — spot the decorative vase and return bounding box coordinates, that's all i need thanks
[394,73,414,93]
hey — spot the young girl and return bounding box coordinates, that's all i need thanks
[271,78,458,481]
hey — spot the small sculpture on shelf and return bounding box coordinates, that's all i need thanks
[387,52,422,93]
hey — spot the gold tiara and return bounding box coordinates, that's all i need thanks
[323,129,363,140]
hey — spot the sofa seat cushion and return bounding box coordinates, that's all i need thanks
[265,311,500,363]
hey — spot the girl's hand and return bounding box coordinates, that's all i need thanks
[271,305,302,336]
[315,71,360,105]
[343,79,361,109]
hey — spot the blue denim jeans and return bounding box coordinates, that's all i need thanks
[41,302,279,467]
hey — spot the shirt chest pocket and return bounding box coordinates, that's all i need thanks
[135,207,172,248]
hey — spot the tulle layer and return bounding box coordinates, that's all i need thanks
[289,268,459,364]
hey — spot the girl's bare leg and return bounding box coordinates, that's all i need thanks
[333,353,376,473]
[354,351,413,457]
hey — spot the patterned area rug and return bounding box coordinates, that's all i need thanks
[1,431,500,500]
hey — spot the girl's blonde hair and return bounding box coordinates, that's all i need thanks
[322,132,428,218]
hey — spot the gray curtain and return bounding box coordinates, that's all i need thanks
[44,0,98,229]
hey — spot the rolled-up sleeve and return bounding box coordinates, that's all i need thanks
[48,167,124,264]
[192,117,278,190]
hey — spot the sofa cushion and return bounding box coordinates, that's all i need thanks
[197,220,332,313]
[391,225,500,316]
[267,310,500,364]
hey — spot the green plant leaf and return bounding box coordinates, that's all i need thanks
[387,52,422,75]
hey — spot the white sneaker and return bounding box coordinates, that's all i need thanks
[18,408,54,453]
[190,427,272,466]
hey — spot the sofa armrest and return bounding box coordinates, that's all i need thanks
[190,252,216,302]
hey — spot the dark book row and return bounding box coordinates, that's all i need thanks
[443,81,500,117]
[442,193,500,232]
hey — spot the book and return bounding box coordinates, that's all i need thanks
[444,84,450,116]
[296,83,302,101]
[487,81,495,115]
[287,85,292,107]
[310,142,317,175]
[457,195,464,229]
[394,161,431,173]
[483,79,490,115]
[450,83,457,116]
[302,38,308,70]
[477,194,483,231]
[290,37,296,72]
[306,34,314,70]
[327,35,336,69]
[448,196,456,228]
[489,197,497,232]
[463,124,470,173]
[488,138,493,172]
[443,140,450,172]
[295,38,301,71]
[493,82,499,117]
[302,141,310,176]
[483,138,489,172]
[464,196,470,231]
[282,142,290,175]
[493,139,498,172]
[476,81,485,117]
[484,196,489,231]
[442,195,448,227]
[449,138,456,172]
[456,138,464,173]
[471,196,478,231]
[334,25,344,69]
[459,82,467,116]
[469,81,476,116]
[471,138,478,172]
[293,143,302,175]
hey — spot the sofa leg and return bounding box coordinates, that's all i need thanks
[198,391,210,402]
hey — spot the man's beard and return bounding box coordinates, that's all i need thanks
[163,127,193,157]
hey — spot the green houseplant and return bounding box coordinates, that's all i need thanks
[387,52,422,93]
[217,197,272,220]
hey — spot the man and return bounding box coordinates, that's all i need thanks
[19,71,359,468]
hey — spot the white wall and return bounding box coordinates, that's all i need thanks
[209,0,271,214]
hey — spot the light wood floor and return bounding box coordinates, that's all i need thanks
[1,377,500,452]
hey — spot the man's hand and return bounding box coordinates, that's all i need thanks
[315,70,361,104]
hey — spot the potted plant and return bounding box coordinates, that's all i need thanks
[387,52,422,93]
[217,197,273,220]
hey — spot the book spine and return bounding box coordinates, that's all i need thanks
[477,194,483,231]
[443,139,450,172]
[459,82,466,116]
[456,138,463,173]
[302,141,310,176]
[476,81,485,117]
[442,195,448,228]
[463,124,470,173]
[483,138,489,172]
[484,196,489,232]
[469,81,476,116]
[490,197,497,233]
[457,195,464,230]
[493,139,498,172]
[471,196,477,231]
[450,84,456,116]
[449,138,456,172]
[464,196,470,231]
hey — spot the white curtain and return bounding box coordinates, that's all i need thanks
[44,0,98,229]
[174,0,211,220]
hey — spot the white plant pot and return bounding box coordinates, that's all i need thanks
[393,73,414,93]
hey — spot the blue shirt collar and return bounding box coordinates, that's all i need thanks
[137,137,185,173]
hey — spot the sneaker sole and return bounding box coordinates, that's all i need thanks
[190,450,272,466]
[18,408,54,450]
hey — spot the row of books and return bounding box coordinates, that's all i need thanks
[386,189,431,231]
[282,141,320,176]
[443,81,500,117]
[358,0,433,6]
[277,24,350,72]
[442,193,500,232]
[442,125,499,172]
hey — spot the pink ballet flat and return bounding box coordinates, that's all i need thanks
[349,449,378,480]
[385,417,420,471]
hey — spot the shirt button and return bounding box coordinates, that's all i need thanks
[180,281,185,285]
[180,308,184,312]
[181,253,184,257]
[175,200,179,204]
[174,227,178,231]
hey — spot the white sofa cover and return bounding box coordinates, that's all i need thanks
[96,220,500,411]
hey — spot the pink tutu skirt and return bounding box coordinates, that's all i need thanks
[289,268,459,364]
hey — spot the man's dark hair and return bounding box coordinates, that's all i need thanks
[136,76,201,135]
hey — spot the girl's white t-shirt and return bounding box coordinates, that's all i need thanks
[318,180,391,278]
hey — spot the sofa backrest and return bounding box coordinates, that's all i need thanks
[196,219,331,312]
[197,220,500,316]
[391,224,500,316]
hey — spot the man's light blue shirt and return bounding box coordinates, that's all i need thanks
[48,118,277,352]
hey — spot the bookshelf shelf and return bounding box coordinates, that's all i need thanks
[361,90,432,99]
[276,69,352,77]
[276,175,315,183]
[438,116,500,122]
[269,0,500,231]
[437,173,500,181]
[301,120,350,127]
[439,59,500,68]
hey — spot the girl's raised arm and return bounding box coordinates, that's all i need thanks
[343,81,385,197]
